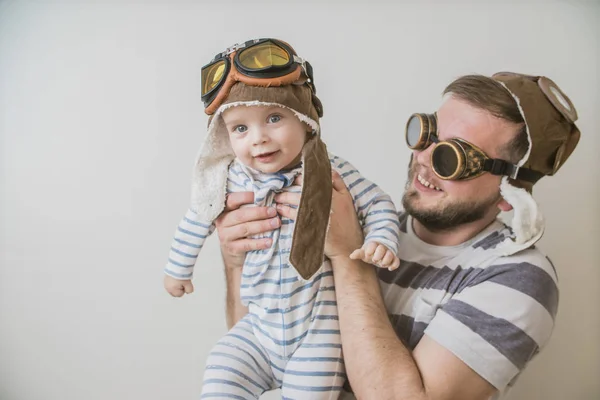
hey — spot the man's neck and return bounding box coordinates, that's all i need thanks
[411,211,499,247]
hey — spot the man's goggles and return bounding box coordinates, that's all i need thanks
[405,113,543,182]
[201,38,319,115]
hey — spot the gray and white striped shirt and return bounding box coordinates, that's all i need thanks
[365,212,558,399]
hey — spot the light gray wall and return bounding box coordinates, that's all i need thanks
[1,1,598,399]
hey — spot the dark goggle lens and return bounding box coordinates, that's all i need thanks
[237,41,290,70]
[406,115,424,148]
[432,144,460,179]
[201,59,226,97]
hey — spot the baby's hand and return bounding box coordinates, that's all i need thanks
[350,242,400,271]
[164,275,194,297]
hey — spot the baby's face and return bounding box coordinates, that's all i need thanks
[222,105,309,173]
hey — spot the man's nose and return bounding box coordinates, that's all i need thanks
[415,143,435,168]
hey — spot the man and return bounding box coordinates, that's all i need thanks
[213,73,580,399]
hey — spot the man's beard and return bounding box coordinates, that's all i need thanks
[402,163,499,232]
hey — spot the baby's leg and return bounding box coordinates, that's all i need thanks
[280,301,346,399]
[201,314,276,399]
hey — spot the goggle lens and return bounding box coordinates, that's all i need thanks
[432,143,460,179]
[201,59,226,97]
[238,41,290,70]
[406,115,424,149]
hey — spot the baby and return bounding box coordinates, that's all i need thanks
[164,38,400,399]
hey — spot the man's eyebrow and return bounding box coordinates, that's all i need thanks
[437,128,462,141]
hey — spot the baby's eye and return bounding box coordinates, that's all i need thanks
[268,114,281,123]
[233,125,248,133]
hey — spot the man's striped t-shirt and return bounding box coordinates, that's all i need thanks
[361,211,559,399]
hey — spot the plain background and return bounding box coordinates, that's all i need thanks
[0,1,598,399]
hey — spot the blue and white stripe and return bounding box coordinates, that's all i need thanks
[165,154,399,398]
[164,209,214,279]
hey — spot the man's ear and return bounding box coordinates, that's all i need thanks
[497,197,513,212]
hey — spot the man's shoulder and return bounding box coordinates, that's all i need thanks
[457,243,560,321]
[482,245,559,309]
[490,245,557,278]
[487,241,558,286]
[395,211,557,287]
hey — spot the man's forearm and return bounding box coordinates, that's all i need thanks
[222,252,248,329]
[332,257,427,400]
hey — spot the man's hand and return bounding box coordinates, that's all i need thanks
[215,192,280,267]
[164,275,194,297]
[324,171,364,260]
[273,176,302,221]
[275,172,364,261]
[350,242,401,271]
[214,191,280,328]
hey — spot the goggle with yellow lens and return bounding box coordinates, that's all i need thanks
[201,38,318,115]
[405,113,543,182]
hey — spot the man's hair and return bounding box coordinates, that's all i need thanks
[443,75,529,164]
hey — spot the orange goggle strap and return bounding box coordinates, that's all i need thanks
[202,39,317,115]
[204,53,304,115]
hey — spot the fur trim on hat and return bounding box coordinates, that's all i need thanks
[496,81,544,247]
[190,101,320,222]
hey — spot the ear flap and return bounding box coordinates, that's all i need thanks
[552,125,581,174]
[289,135,332,280]
[190,113,236,221]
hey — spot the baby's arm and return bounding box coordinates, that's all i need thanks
[164,210,215,297]
[330,155,401,270]
[164,161,251,297]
